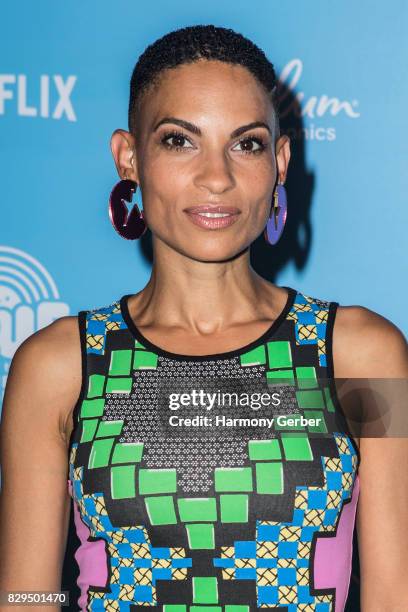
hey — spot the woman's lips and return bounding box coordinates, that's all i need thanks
[183,205,241,230]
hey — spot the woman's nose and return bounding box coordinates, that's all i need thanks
[193,149,236,195]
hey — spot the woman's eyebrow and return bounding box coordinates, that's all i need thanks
[153,117,271,138]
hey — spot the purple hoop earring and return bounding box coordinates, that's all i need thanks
[264,182,287,245]
[108,179,147,240]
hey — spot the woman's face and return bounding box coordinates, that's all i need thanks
[113,59,290,262]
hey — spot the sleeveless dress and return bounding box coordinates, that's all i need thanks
[66,286,360,612]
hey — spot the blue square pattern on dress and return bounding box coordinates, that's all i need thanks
[116,543,133,558]
[257,523,280,541]
[277,541,298,558]
[296,311,316,326]
[73,480,83,500]
[172,557,192,568]
[316,323,326,339]
[323,508,339,526]
[213,557,234,568]
[235,540,256,558]
[292,508,305,525]
[236,567,257,580]
[341,453,353,472]
[133,557,151,568]
[150,546,171,558]
[326,470,342,490]
[308,490,327,509]
[119,566,134,584]
[319,353,327,367]
[99,515,114,531]
[87,319,106,336]
[152,568,172,584]
[258,585,278,605]
[125,528,147,543]
[256,557,277,568]
[134,585,153,602]
[83,497,97,516]
[297,585,315,603]
[109,583,120,599]
[277,567,297,586]
[315,604,331,612]
[301,526,316,542]
[111,312,124,324]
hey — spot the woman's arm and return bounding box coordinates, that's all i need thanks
[0,316,81,610]
[334,305,408,611]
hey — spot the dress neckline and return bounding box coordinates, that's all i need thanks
[119,285,297,362]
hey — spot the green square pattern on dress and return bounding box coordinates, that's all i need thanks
[111,465,136,499]
[133,350,158,369]
[266,369,295,384]
[88,437,114,468]
[214,467,253,492]
[178,498,217,522]
[306,410,328,433]
[96,420,124,438]
[109,349,132,375]
[192,576,218,604]
[145,495,177,525]
[105,377,132,394]
[281,433,313,461]
[80,418,99,443]
[219,494,249,522]
[255,462,283,494]
[186,523,215,549]
[296,366,318,389]
[139,469,177,494]
[267,340,292,368]
[296,389,325,409]
[81,398,105,418]
[239,344,266,367]
[111,442,144,464]
[87,374,105,398]
[324,385,336,412]
[248,438,281,460]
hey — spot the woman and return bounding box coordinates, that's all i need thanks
[1,24,407,611]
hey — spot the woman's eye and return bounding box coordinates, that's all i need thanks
[232,137,266,154]
[160,131,266,154]
[161,132,194,150]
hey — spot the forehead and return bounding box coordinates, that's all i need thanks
[139,59,273,130]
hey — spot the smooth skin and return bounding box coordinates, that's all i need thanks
[1,59,407,611]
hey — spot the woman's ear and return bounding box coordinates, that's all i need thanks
[275,134,291,183]
[110,129,139,182]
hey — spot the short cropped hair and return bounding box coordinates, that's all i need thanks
[128,24,280,140]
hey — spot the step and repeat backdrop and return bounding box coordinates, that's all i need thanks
[1,0,407,405]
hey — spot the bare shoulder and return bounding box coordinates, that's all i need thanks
[0,315,83,590]
[9,315,81,381]
[3,315,82,443]
[332,301,408,377]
